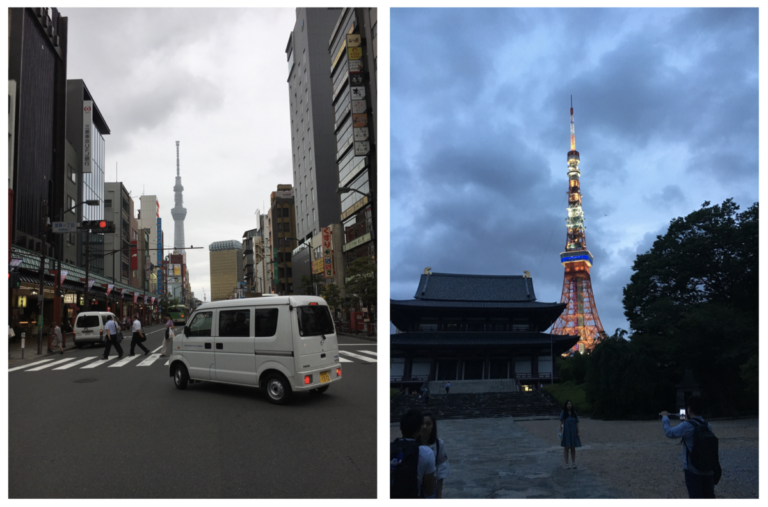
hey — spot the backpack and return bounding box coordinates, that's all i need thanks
[390,438,420,498]
[683,418,720,480]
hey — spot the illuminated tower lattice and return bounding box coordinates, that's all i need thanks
[550,97,605,353]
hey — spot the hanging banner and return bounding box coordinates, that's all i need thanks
[151,297,155,305]
[87,279,95,290]
[131,240,138,270]
[133,292,139,303]
[144,295,149,304]
[120,288,125,297]
[106,284,114,296]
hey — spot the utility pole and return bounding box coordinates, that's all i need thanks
[37,200,49,355]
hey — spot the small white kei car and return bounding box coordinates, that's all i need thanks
[169,295,342,404]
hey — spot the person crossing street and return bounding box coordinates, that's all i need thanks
[102,315,123,360]
[129,314,150,356]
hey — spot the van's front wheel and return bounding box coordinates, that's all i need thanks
[173,364,189,390]
[264,374,292,405]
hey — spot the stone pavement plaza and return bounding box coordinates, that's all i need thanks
[390,416,759,498]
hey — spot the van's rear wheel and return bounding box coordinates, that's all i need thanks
[264,374,292,405]
[174,364,189,390]
[310,385,329,394]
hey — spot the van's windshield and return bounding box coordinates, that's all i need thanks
[76,315,100,328]
[297,305,335,336]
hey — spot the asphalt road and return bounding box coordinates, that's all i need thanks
[9,326,377,498]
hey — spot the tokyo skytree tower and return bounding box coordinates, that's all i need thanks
[171,140,187,253]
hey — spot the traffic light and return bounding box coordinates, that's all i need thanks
[9,271,21,290]
[81,220,116,233]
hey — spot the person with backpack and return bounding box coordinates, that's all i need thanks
[391,409,436,498]
[419,411,449,498]
[661,395,720,498]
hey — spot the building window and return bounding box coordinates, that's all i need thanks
[67,164,76,183]
[67,196,76,210]
[105,199,112,208]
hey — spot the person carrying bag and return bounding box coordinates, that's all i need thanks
[160,314,174,357]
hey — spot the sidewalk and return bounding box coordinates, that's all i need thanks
[389,416,623,498]
[336,331,377,342]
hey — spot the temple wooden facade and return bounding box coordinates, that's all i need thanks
[391,271,578,389]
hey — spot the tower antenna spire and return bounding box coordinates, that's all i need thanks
[570,95,576,151]
[176,140,180,177]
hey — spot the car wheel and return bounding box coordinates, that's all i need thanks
[264,374,292,405]
[310,385,329,394]
[173,364,189,390]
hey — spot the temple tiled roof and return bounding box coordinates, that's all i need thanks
[414,272,537,302]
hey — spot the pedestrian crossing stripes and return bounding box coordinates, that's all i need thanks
[338,350,377,363]
[10,347,377,372]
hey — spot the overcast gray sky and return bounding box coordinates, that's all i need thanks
[63,8,296,302]
[391,8,759,335]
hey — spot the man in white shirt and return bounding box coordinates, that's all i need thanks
[129,314,150,356]
[102,315,123,360]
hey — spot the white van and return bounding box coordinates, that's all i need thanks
[168,296,342,404]
[73,311,119,348]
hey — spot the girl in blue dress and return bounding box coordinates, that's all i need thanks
[559,400,582,469]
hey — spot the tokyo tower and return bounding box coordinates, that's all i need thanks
[550,97,605,353]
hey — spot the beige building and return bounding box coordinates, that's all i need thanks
[209,240,243,301]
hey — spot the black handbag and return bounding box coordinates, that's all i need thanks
[165,327,169,340]
[116,331,124,344]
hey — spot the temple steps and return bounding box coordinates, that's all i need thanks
[390,390,561,422]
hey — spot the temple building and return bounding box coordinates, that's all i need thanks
[390,270,579,391]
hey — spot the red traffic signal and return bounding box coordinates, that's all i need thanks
[81,220,115,233]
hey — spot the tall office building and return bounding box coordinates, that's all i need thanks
[269,185,296,295]
[285,8,343,247]
[8,8,68,258]
[66,79,111,276]
[209,240,243,301]
[138,195,164,297]
[329,9,377,270]
[103,182,131,284]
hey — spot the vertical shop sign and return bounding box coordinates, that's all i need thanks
[322,227,334,281]
[82,101,93,173]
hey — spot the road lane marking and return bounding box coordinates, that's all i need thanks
[164,360,169,366]
[108,355,141,368]
[53,357,100,370]
[25,358,76,371]
[338,350,376,363]
[9,359,56,372]
[358,350,377,356]
[137,354,163,367]
[81,357,113,368]
[339,357,352,363]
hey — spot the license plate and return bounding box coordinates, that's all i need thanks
[320,371,330,383]
[83,330,92,334]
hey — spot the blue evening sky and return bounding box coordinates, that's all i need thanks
[390,8,758,335]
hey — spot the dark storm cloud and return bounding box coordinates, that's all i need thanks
[391,8,758,334]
